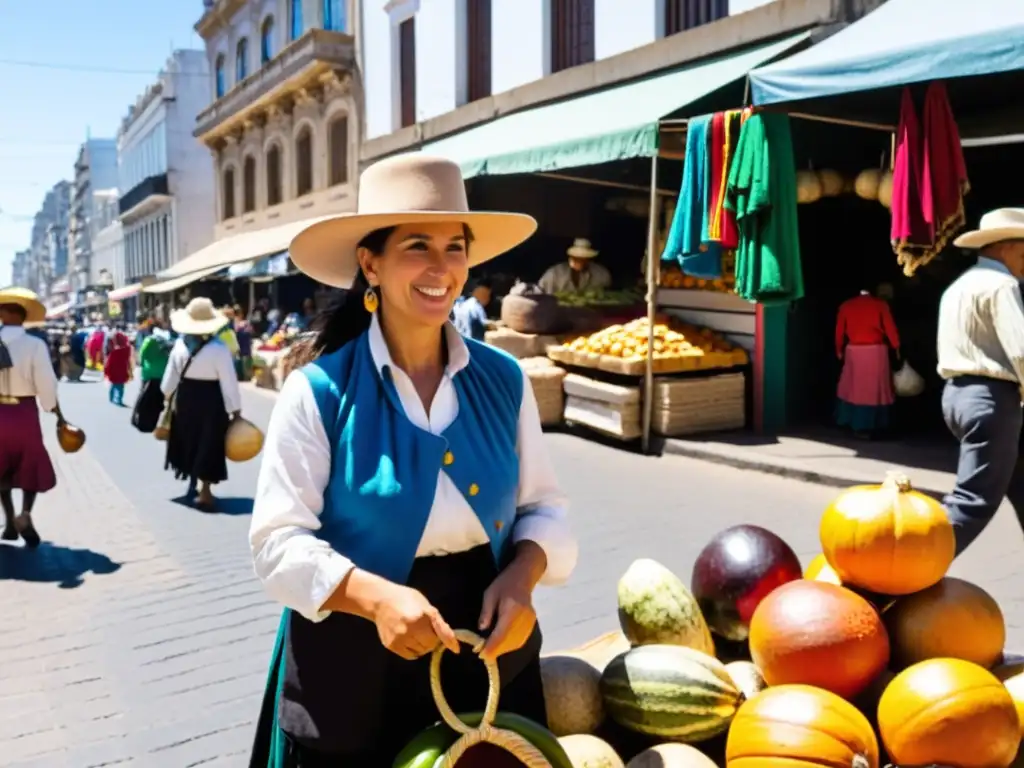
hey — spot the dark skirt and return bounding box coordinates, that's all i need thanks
[132,379,165,434]
[165,379,229,484]
[250,545,546,768]
[0,399,57,493]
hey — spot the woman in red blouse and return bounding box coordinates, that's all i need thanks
[835,286,901,437]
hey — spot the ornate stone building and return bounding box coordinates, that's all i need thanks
[192,0,358,248]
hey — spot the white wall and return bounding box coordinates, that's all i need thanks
[361,0,780,140]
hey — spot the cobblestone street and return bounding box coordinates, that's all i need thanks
[0,374,1021,766]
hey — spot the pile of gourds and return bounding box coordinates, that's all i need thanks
[794,167,894,209]
[533,471,1024,767]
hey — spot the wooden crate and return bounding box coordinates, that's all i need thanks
[562,374,642,440]
[651,372,746,436]
[486,327,562,359]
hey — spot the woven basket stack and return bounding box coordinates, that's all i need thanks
[486,327,562,360]
[651,372,746,436]
[519,357,566,427]
[562,373,642,440]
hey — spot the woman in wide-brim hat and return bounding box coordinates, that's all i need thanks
[0,287,63,547]
[247,154,578,767]
[160,297,243,511]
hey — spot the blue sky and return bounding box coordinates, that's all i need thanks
[0,0,205,283]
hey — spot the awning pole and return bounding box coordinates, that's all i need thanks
[787,111,895,133]
[641,150,661,455]
[535,171,678,197]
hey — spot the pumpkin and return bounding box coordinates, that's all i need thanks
[225,416,264,462]
[803,554,841,584]
[878,658,1019,768]
[854,168,882,201]
[724,661,767,701]
[558,734,624,768]
[690,525,803,642]
[540,655,605,736]
[726,684,880,768]
[617,559,714,654]
[817,169,845,197]
[991,658,1024,737]
[877,171,893,208]
[885,576,1005,669]
[819,472,955,595]
[748,580,889,699]
[627,743,718,768]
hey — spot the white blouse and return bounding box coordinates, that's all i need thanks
[250,316,577,623]
[0,326,58,412]
[160,338,242,414]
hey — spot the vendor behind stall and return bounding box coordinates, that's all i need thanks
[452,277,492,340]
[538,238,612,294]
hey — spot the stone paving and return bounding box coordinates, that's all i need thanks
[0,374,1021,766]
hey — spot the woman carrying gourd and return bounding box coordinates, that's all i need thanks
[247,155,578,768]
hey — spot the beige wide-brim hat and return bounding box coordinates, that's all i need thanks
[289,154,538,288]
[954,207,1024,249]
[170,297,229,336]
[0,286,46,324]
[567,238,599,259]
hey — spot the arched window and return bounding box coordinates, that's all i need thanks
[295,127,313,196]
[261,16,275,63]
[323,0,345,31]
[266,144,282,206]
[214,54,226,98]
[236,37,249,82]
[222,167,236,220]
[289,0,304,41]
[243,155,257,213]
[328,115,348,186]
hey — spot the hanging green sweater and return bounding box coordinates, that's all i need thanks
[725,112,804,305]
[139,334,172,382]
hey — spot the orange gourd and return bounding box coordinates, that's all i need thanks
[991,657,1024,738]
[748,580,889,700]
[878,658,1020,768]
[885,577,1005,669]
[726,684,879,768]
[804,554,841,584]
[819,472,954,595]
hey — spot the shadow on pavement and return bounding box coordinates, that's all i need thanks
[169,495,254,516]
[0,542,121,588]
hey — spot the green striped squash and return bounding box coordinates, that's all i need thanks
[599,644,743,743]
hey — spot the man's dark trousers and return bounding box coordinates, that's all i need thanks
[943,375,1024,553]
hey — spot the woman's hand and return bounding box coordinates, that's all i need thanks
[372,582,460,661]
[478,541,547,662]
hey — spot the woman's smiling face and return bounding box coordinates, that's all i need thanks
[358,221,470,329]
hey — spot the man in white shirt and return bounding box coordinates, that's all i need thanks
[538,238,612,295]
[938,209,1024,554]
[0,288,63,547]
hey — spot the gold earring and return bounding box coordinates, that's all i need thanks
[363,287,379,313]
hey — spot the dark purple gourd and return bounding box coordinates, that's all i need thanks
[690,525,802,642]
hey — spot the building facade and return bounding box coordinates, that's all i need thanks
[192,0,359,254]
[10,250,29,289]
[17,181,73,297]
[90,191,123,291]
[118,49,216,285]
[69,139,118,292]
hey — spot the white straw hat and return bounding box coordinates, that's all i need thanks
[567,238,599,259]
[288,154,538,288]
[170,297,229,336]
[954,208,1024,249]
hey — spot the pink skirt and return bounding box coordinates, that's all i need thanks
[837,344,895,407]
[0,398,57,493]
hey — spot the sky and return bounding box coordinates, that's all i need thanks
[0,0,206,284]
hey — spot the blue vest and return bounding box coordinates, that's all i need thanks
[302,330,524,585]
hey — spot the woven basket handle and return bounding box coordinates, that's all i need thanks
[430,629,553,768]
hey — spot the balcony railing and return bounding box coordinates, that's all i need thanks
[119,174,170,216]
[194,28,355,140]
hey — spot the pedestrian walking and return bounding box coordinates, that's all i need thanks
[247,155,576,767]
[938,208,1024,554]
[132,322,174,433]
[160,298,242,512]
[103,330,132,406]
[0,287,68,548]
[834,284,901,438]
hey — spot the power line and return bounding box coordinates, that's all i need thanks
[0,57,210,77]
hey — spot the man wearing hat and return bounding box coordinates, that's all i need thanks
[538,237,612,295]
[0,287,63,547]
[938,208,1024,554]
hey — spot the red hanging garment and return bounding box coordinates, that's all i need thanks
[920,81,970,255]
[890,89,931,275]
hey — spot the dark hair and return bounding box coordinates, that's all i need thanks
[308,224,473,359]
[0,304,27,323]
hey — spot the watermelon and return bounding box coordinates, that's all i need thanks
[617,559,714,655]
[599,645,743,743]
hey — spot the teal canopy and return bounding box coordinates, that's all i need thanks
[750,0,1024,107]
